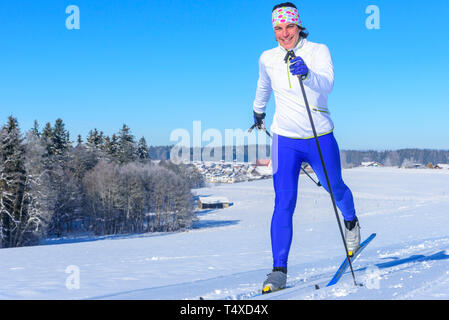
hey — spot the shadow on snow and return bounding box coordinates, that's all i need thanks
[374,250,449,269]
[191,219,240,230]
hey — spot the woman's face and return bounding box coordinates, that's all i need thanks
[274,23,300,50]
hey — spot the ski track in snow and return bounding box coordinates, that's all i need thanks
[1,167,449,300]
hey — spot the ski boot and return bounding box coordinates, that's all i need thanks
[262,267,287,294]
[344,217,361,257]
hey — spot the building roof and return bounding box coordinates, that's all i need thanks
[198,197,230,204]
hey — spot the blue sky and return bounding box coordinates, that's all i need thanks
[0,0,448,150]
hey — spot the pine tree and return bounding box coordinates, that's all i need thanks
[41,122,54,157]
[104,134,119,160]
[137,137,150,160]
[98,131,104,150]
[117,124,137,164]
[40,119,71,157]
[86,128,105,151]
[20,130,55,246]
[77,135,83,147]
[52,118,71,156]
[0,116,27,248]
[31,120,40,137]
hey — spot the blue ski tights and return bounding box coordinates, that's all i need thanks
[270,132,357,268]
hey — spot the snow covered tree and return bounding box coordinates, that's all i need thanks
[1,117,199,243]
[384,151,400,167]
[31,118,80,237]
[159,160,205,189]
[52,118,71,156]
[82,160,195,236]
[104,134,119,160]
[31,120,40,137]
[76,134,83,147]
[86,128,105,151]
[137,137,150,161]
[0,116,27,248]
[40,119,71,158]
[117,124,137,164]
[18,130,56,246]
[41,122,54,157]
[83,160,120,235]
[44,157,84,238]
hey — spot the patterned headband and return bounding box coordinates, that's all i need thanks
[272,7,302,28]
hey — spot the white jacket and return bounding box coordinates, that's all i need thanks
[253,38,335,139]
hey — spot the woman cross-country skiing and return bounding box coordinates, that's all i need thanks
[252,2,361,294]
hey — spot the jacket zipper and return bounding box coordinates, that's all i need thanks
[286,59,292,89]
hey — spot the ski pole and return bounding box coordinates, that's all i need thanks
[287,51,359,287]
[248,124,321,187]
[298,163,321,187]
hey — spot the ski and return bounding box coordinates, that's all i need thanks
[316,233,376,289]
[243,233,376,297]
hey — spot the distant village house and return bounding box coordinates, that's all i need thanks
[360,161,383,167]
[197,197,231,209]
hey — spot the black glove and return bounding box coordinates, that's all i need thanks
[253,111,266,130]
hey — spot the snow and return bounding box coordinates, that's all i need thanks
[198,196,230,204]
[1,167,449,300]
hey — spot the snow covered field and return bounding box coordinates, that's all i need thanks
[1,167,449,300]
